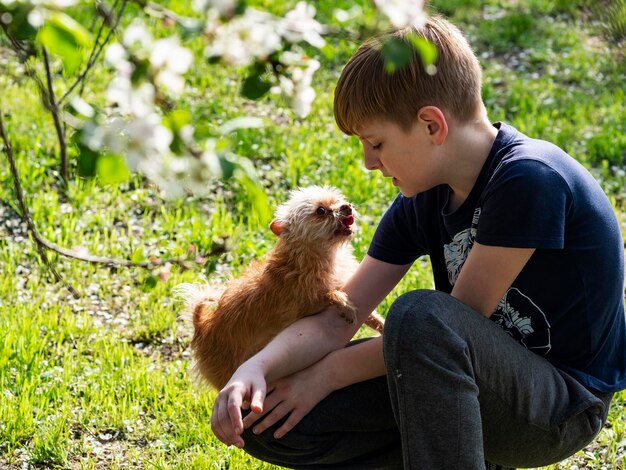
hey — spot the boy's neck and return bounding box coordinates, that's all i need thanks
[444,115,498,212]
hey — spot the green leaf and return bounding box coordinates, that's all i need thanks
[407,34,438,68]
[380,38,413,74]
[130,248,145,264]
[74,135,98,178]
[239,175,271,224]
[37,12,91,74]
[165,110,191,132]
[96,154,131,184]
[130,59,150,85]
[219,116,264,134]
[218,154,237,179]
[165,110,192,155]
[241,71,272,100]
[177,18,205,39]
[2,5,38,40]
[142,274,158,291]
[215,152,270,222]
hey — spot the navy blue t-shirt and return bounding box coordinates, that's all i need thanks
[368,122,626,393]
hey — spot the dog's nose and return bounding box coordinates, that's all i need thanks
[340,204,352,215]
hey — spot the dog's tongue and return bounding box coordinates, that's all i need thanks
[343,215,354,226]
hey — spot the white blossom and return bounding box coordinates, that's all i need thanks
[69,97,94,118]
[192,0,237,17]
[373,0,427,28]
[105,78,155,118]
[104,43,134,79]
[125,113,173,170]
[139,140,222,198]
[151,38,193,74]
[150,37,193,96]
[276,53,320,117]
[38,0,78,6]
[80,118,126,155]
[204,9,282,67]
[279,2,325,48]
[122,20,153,56]
[27,8,44,27]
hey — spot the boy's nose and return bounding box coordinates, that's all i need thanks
[363,146,380,171]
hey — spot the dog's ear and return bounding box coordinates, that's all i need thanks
[270,219,287,236]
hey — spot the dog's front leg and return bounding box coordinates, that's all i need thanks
[325,290,358,325]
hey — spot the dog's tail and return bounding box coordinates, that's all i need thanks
[172,282,224,327]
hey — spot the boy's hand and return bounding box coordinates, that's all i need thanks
[211,362,267,448]
[242,360,333,439]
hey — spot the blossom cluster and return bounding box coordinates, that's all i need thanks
[201,2,325,117]
[74,1,331,196]
[373,0,427,28]
[2,0,426,199]
[76,20,221,198]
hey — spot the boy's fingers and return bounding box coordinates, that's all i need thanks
[211,399,230,444]
[243,388,284,428]
[274,409,304,439]
[250,381,267,414]
[227,390,244,436]
[210,400,222,440]
[253,401,290,435]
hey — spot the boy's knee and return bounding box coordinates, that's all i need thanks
[241,426,324,466]
[383,289,464,357]
[386,289,451,329]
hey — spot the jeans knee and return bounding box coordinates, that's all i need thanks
[386,290,444,330]
[383,289,464,360]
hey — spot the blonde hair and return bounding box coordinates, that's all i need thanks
[334,16,483,135]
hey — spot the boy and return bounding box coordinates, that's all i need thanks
[210,16,626,469]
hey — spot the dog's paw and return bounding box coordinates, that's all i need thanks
[326,290,357,324]
[365,312,385,333]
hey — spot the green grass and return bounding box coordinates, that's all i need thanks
[1,0,626,468]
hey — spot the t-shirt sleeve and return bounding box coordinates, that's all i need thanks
[476,158,572,249]
[367,194,427,265]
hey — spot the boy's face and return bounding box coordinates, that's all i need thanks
[356,119,442,198]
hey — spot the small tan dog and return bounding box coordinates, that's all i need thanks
[176,186,384,390]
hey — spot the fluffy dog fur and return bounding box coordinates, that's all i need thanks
[176,186,384,390]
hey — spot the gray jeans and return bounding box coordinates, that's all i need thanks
[242,290,612,469]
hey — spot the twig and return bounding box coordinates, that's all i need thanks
[0,109,79,296]
[0,111,227,295]
[59,0,129,104]
[42,47,69,186]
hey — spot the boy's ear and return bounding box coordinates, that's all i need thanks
[417,106,448,145]
[270,219,287,236]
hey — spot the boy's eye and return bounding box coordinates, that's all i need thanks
[316,207,327,215]
[372,143,382,150]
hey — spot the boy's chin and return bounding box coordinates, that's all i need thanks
[398,187,417,198]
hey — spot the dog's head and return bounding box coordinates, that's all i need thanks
[270,186,356,245]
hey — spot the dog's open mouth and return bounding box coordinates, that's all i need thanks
[336,215,354,236]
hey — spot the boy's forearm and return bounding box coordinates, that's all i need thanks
[323,336,386,390]
[248,307,354,384]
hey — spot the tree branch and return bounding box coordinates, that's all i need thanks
[42,47,69,186]
[59,0,129,104]
[0,111,227,296]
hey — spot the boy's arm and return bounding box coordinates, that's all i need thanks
[211,255,411,447]
[243,335,385,439]
[451,242,535,316]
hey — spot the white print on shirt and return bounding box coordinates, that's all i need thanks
[443,207,552,355]
[444,208,481,285]
[491,287,552,355]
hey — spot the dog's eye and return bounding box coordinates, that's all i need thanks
[316,207,327,216]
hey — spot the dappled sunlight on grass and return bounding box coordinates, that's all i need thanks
[1,0,625,468]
